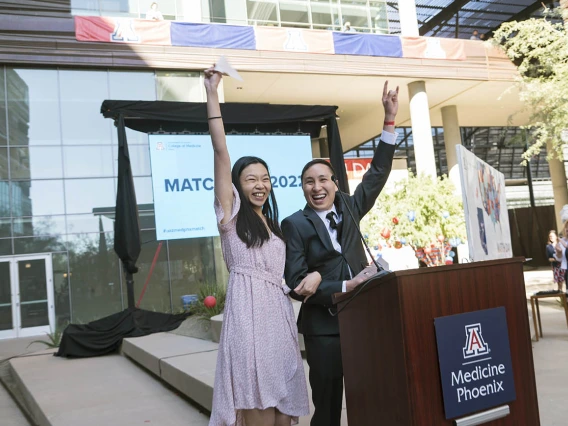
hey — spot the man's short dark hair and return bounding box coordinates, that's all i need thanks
[301,159,337,183]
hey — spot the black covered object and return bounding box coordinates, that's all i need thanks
[55,308,189,358]
[101,100,350,193]
[114,113,141,308]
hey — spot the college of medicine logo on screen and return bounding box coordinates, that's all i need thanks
[156,142,165,151]
[463,323,490,359]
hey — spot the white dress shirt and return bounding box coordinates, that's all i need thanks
[315,130,398,293]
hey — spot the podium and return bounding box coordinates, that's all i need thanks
[332,258,539,425]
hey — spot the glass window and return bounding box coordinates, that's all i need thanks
[66,213,114,234]
[64,178,115,215]
[133,177,155,205]
[99,0,138,17]
[0,238,11,255]
[12,180,65,217]
[0,148,7,179]
[311,0,339,29]
[0,218,11,238]
[59,70,112,146]
[279,1,309,24]
[63,146,114,178]
[246,0,278,23]
[0,182,9,217]
[109,71,156,146]
[13,235,66,254]
[340,0,370,30]
[0,68,6,146]
[9,147,63,180]
[70,0,101,16]
[7,69,62,146]
[168,236,218,312]
[112,144,151,176]
[124,230,171,313]
[52,252,71,326]
[67,232,123,323]
[156,71,203,102]
[369,0,389,34]
[12,216,67,238]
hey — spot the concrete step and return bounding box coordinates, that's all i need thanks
[8,350,209,426]
[123,332,348,425]
[0,380,31,426]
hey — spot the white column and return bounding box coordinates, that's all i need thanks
[398,0,419,36]
[441,105,462,194]
[408,81,437,178]
[547,140,568,231]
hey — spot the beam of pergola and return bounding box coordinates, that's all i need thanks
[418,0,471,36]
[487,1,555,36]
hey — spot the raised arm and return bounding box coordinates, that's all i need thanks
[204,67,233,224]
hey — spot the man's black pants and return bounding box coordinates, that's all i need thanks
[303,334,343,426]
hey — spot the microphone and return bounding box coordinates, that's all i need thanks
[331,175,384,272]
[328,174,391,317]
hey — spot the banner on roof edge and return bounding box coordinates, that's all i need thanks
[75,16,171,45]
[254,26,335,54]
[401,37,466,60]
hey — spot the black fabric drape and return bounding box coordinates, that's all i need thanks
[101,101,348,189]
[114,113,141,308]
[327,117,350,193]
[55,308,189,358]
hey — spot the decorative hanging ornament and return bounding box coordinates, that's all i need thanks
[442,211,450,219]
[437,235,445,243]
[392,217,399,225]
[394,241,402,249]
[380,227,391,239]
[407,210,416,222]
[204,296,217,309]
[401,237,407,245]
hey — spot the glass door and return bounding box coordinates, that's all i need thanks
[0,254,54,339]
[0,260,16,339]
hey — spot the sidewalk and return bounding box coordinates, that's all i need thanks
[0,267,566,425]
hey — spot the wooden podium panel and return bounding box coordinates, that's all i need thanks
[333,258,539,425]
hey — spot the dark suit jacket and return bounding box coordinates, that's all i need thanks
[282,140,395,335]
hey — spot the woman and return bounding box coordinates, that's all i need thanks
[547,230,564,292]
[205,67,311,426]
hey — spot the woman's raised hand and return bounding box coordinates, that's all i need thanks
[204,67,222,93]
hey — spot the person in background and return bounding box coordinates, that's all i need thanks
[470,30,480,40]
[145,2,164,21]
[342,21,356,32]
[547,230,564,292]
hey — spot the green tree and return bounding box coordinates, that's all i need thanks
[492,7,568,161]
[361,173,467,267]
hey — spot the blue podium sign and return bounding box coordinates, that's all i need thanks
[434,307,516,419]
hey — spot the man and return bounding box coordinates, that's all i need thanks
[470,30,479,40]
[282,81,399,425]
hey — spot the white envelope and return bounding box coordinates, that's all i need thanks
[214,55,243,81]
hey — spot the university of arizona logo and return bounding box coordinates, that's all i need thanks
[283,29,308,52]
[462,323,490,359]
[156,142,165,151]
[111,19,140,43]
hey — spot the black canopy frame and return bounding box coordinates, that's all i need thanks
[101,100,350,309]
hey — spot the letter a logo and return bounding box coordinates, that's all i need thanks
[111,19,140,43]
[463,323,490,359]
[283,29,308,52]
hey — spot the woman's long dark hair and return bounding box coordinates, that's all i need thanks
[231,156,285,248]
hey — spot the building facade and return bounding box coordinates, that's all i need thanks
[0,0,553,338]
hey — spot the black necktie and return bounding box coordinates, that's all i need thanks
[326,211,342,238]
